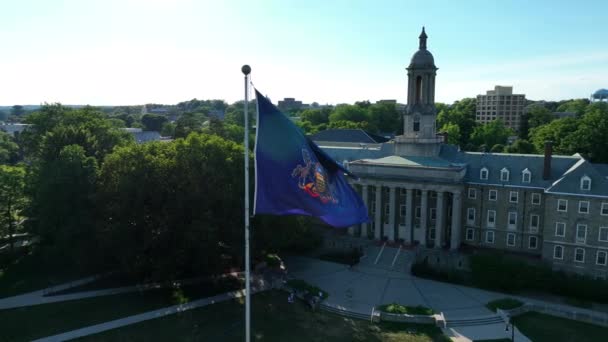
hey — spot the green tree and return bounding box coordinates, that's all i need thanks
[328,120,374,131]
[439,123,461,145]
[141,114,168,131]
[161,122,176,137]
[29,145,99,261]
[570,102,608,162]
[556,99,589,116]
[369,102,400,133]
[529,117,580,155]
[0,165,26,254]
[174,112,205,138]
[505,139,536,154]
[328,105,370,123]
[527,105,554,130]
[0,131,20,164]
[11,105,25,117]
[437,98,477,147]
[470,120,513,151]
[300,108,330,126]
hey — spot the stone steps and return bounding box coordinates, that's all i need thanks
[446,315,504,327]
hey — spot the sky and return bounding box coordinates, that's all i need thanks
[1,0,607,106]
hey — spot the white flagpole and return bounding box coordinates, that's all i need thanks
[241,64,251,342]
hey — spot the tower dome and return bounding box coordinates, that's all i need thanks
[408,27,436,69]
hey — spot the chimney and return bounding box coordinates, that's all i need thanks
[543,141,553,180]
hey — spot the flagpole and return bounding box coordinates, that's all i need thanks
[241,64,251,342]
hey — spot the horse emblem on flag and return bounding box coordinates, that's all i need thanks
[291,149,337,204]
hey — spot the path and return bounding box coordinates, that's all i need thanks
[0,272,244,310]
[33,281,268,342]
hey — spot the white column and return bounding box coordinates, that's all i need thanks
[405,188,413,244]
[361,185,369,239]
[450,191,462,251]
[388,186,396,242]
[435,191,444,249]
[375,185,382,240]
[420,189,428,247]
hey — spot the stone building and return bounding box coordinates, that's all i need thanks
[315,28,608,277]
[476,86,526,131]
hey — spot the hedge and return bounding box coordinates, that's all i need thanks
[378,303,435,315]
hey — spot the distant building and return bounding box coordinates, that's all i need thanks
[476,86,526,132]
[121,127,161,143]
[277,98,306,111]
[0,123,30,137]
[553,111,577,119]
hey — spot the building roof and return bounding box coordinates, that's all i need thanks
[310,129,389,144]
[546,159,608,197]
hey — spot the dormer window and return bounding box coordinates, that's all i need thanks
[580,175,591,190]
[522,169,531,183]
[500,168,510,182]
[480,167,489,180]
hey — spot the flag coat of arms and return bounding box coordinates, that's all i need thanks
[253,89,369,227]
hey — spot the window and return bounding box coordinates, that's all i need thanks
[500,168,510,181]
[580,176,591,190]
[602,203,608,216]
[599,227,608,242]
[487,210,496,227]
[400,188,407,196]
[466,228,474,241]
[430,208,437,220]
[430,228,436,239]
[508,212,517,229]
[468,188,477,199]
[507,233,516,246]
[557,199,568,212]
[553,245,564,259]
[529,214,539,232]
[578,201,590,214]
[509,191,519,203]
[430,191,437,198]
[399,205,406,225]
[371,201,376,214]
[522,169,531,183]
[489,190,498,201]
[555,222,566,237]
[486,230,495,244]
[529,236,538,249]
[531,193,541,205]
[415,206,421,219]
[467,208,476,224]
[597,251,607,266]
[576,224,587,244]
[480,167,489,180]
[574,248,585,263]
[413,115,420,132]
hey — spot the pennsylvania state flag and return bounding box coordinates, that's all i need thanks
[253,89,369,227]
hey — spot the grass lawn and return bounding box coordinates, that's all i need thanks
[0,276,242,342]
[513,311,608,342]
[0,252,91,298]
[79,290,450,342]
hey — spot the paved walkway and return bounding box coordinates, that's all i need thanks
[33,283,268,342]
[0,272,244,310]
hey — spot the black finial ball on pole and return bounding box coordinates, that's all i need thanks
[242,65,251,75]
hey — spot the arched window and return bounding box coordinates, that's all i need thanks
[522,168,531,183]
[480,167,489,180]
[580,175,591,190]
[415,76,423,104]
[413,115,420,132]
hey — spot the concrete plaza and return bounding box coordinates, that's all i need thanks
[285,254,531,341]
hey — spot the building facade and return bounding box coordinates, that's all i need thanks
[314,28,608,277]
[476,86,526,131]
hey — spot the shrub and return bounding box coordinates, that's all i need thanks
[378,303,435,315]
[265,254,282,268]
[486,298,524,312]
[286,279,328,299]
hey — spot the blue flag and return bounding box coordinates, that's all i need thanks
[253,89,369,227]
